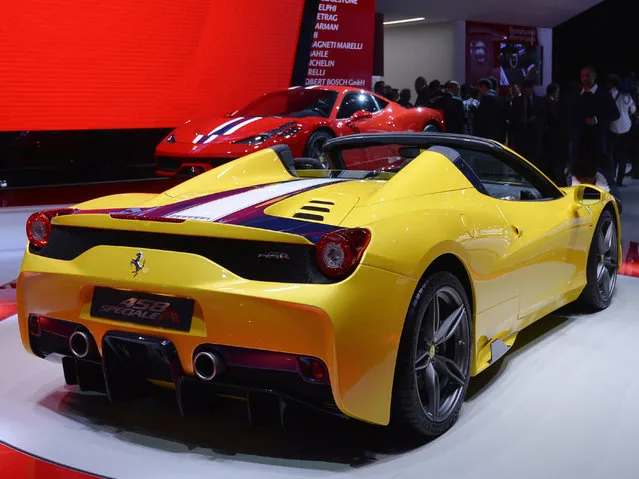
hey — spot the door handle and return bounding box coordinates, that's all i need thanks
[512,225,523,238]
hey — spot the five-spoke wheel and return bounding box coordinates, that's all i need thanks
[595,214,618,303]
[579,209,619,310]
[393,271,472,437]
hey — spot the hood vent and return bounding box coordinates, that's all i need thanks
[293,199,334,222]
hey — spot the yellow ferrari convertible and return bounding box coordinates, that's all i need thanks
[17,133,620,438]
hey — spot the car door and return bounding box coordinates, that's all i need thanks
[459,148,593,321]
[333,92,392,131]
[333,92,398,169]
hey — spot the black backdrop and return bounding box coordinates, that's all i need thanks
[553,0,639,87]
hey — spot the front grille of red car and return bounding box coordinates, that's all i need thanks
[155,156,235,172]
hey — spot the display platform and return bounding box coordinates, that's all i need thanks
[1,275,639,479]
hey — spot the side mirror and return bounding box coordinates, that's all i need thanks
[348,110,373,123]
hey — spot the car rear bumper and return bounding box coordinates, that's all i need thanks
[17,245,417,425]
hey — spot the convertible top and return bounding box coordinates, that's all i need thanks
[323,132,504,155]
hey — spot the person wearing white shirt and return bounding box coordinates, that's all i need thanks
[607,74,636,186]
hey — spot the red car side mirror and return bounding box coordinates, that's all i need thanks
[348,110,373,123]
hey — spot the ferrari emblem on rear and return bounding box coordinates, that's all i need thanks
[130,252,146,277]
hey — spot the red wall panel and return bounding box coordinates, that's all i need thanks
[0,0,305,131]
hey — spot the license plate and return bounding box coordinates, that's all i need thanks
[90,287,194,332]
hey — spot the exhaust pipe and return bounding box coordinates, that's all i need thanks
[69,330,90,359]
[193,351,225,381]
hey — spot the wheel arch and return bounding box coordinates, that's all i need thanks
[304,127,337,165]
[423,121,442,132]
[602,198,622,260]
[419,253,475,316]
[309,126,336,139]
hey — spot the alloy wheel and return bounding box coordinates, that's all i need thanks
[596,217,618,302]
[309,139,327,159]
[414,286,471,422]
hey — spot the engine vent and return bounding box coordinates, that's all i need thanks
[293,200,334,222]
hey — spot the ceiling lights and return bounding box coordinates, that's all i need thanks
[383,17,426,26]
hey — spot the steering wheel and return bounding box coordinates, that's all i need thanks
[311,99,330,116]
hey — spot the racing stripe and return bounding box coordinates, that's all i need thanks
[166,179,344,222]
[197,116,247,144]
[139,183,283,218]
[222,117,262,135]
[207,116,246,135]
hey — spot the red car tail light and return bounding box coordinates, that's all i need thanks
[315,228,371,278]
[26,209,75,249]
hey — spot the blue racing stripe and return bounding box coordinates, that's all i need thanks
[236,215,340,243]
[197,117,251,144]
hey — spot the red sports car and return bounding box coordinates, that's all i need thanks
[154,86,444,176]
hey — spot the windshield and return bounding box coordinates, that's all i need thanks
[233,89,338,118]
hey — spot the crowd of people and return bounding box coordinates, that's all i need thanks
[374,67,639,197]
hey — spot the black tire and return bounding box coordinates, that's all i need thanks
[577,209,619,310]
[303,130,334,160]
[392,271,473,437]
[423,123,441,133]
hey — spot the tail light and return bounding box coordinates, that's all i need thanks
[315,228,371,278]
[26,209,75,249]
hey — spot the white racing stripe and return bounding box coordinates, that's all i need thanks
[207,117,244,136]
[166,178,341,222]
[223,117,262,135]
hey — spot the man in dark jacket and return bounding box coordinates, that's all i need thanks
[433,81,465,134]
[569,66,620,176]
[414,77,431,107]
[473,78,506,142]
[539,83,563,183]
[510,80,542,168]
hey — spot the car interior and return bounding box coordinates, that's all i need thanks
[280,136,563,202]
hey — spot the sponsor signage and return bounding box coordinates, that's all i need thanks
[305,0,375,89]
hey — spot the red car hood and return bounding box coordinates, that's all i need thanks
[172,116,301,145]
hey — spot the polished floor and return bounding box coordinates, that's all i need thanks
[1,276,638,479]
[1,179,639,478]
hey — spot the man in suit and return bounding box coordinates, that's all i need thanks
[473,78,506,142]
[539,83,563,183]
[414,77,431,107]
[569,66,620,176]
[398,88,413,108]
[433,81,465,134]
[510,80,543,168]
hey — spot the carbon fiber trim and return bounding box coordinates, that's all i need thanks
[29,225,337,284]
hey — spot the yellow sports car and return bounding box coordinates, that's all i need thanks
[17,133,620,438]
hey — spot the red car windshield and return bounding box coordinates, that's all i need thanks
[233,89,338,118]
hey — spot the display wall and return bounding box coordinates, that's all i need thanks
[381,20,552,97]
[382,21,466,94]
[1,0,306,132]
[0,0,376,190]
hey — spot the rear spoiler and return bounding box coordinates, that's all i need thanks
[52,212,315,245]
